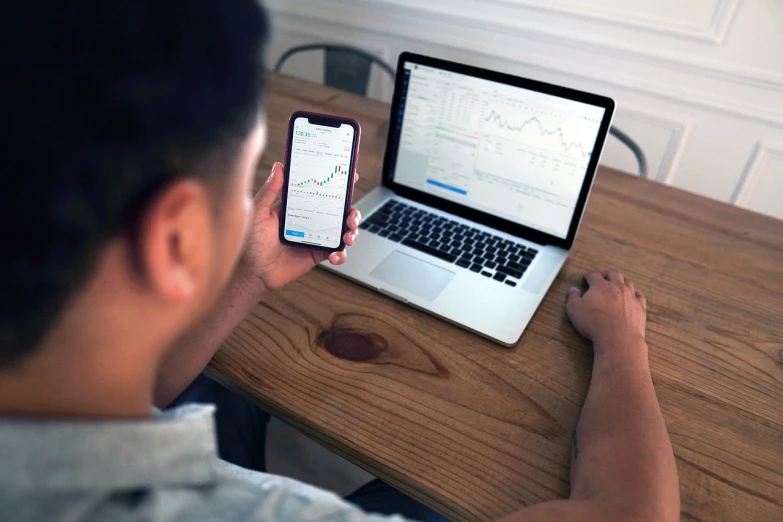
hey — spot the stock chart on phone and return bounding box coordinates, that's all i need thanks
[284,118,355,249]
[393,62,607,239]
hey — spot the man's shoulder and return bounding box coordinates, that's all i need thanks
[1,469,405,522]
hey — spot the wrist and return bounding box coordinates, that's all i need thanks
[231,262,269,303]
[593,329,648,362]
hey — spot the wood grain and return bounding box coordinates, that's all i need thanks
[209,74,783,521]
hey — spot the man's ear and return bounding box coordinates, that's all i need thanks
[135,179,215,303]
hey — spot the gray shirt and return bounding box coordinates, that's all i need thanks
[0,404,408,522]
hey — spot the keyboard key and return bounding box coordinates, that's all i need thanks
[368,226,381,234]
[528,248,539,255]
[486,260,497,269]
[493,272,507,282]
[389,234,404,242]
[401,238,457,263]
[481,271,492,277]
[496,265,524,279]
[450,247,461,255]
[379,230,391,238]
[505,280,517,287]
[469,264,482,272]
[508,261,529,273]
[456,258,471,268]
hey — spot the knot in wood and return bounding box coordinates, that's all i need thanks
[318,328,387,361]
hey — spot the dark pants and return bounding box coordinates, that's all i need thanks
[169,374,449,521]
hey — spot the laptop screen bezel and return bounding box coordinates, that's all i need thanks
[381,52,615,250]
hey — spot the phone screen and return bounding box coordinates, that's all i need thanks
[283,117,356,249]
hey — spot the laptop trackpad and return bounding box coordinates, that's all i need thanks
[370,251,455,301]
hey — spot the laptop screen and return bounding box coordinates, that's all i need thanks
[390,60,609,240]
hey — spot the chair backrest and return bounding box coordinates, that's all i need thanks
[274,43,395,97]
[608,126,648,178]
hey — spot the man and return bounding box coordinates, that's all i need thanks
[0,1,679,521]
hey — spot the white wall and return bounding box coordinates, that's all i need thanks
[264,0,783,220]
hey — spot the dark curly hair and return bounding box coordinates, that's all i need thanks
[0,0,270,367]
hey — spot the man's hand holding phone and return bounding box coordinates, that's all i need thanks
[239,161,360,296]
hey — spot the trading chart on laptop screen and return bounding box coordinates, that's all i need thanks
[392,62,606,239]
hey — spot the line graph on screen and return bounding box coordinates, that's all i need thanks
[480,104,599,160]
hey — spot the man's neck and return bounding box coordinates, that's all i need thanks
[0,240,194,420]
[0,315,163,419]
[0,346,156,419]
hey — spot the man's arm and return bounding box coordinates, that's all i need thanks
[500,270,679,522]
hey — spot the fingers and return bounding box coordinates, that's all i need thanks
[328,250,347,265]
[354,172,360,183]
[602,270,625,284]
[567,287,582,301]
[625,278,646,309]
[343,229,358,247]
[343,208,361,246]
[254,162,285,209]
[584,271,606,287]
[346,208,361,231]
[636,289,646,310]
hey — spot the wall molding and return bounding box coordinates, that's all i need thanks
[621,111,692,185]
[733,141,783,205]
[269,5,783,127]
[494,0,739,45]
[351,0,781,93]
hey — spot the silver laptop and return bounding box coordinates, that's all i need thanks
[323,53,615,346]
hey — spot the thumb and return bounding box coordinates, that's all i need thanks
[567,286,582,302]
[254,162,284,210]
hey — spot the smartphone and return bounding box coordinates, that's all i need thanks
[279,111,361,252]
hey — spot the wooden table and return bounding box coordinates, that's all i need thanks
[208,73,783,521]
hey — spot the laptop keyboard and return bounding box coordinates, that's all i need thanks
[359,200,538,287]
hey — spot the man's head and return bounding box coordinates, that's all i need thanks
[0,1,270,369]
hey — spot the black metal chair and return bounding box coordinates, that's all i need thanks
[608,127,648,178]
[274,43,395,97]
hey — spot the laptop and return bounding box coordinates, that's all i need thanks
[322,52,615,346]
